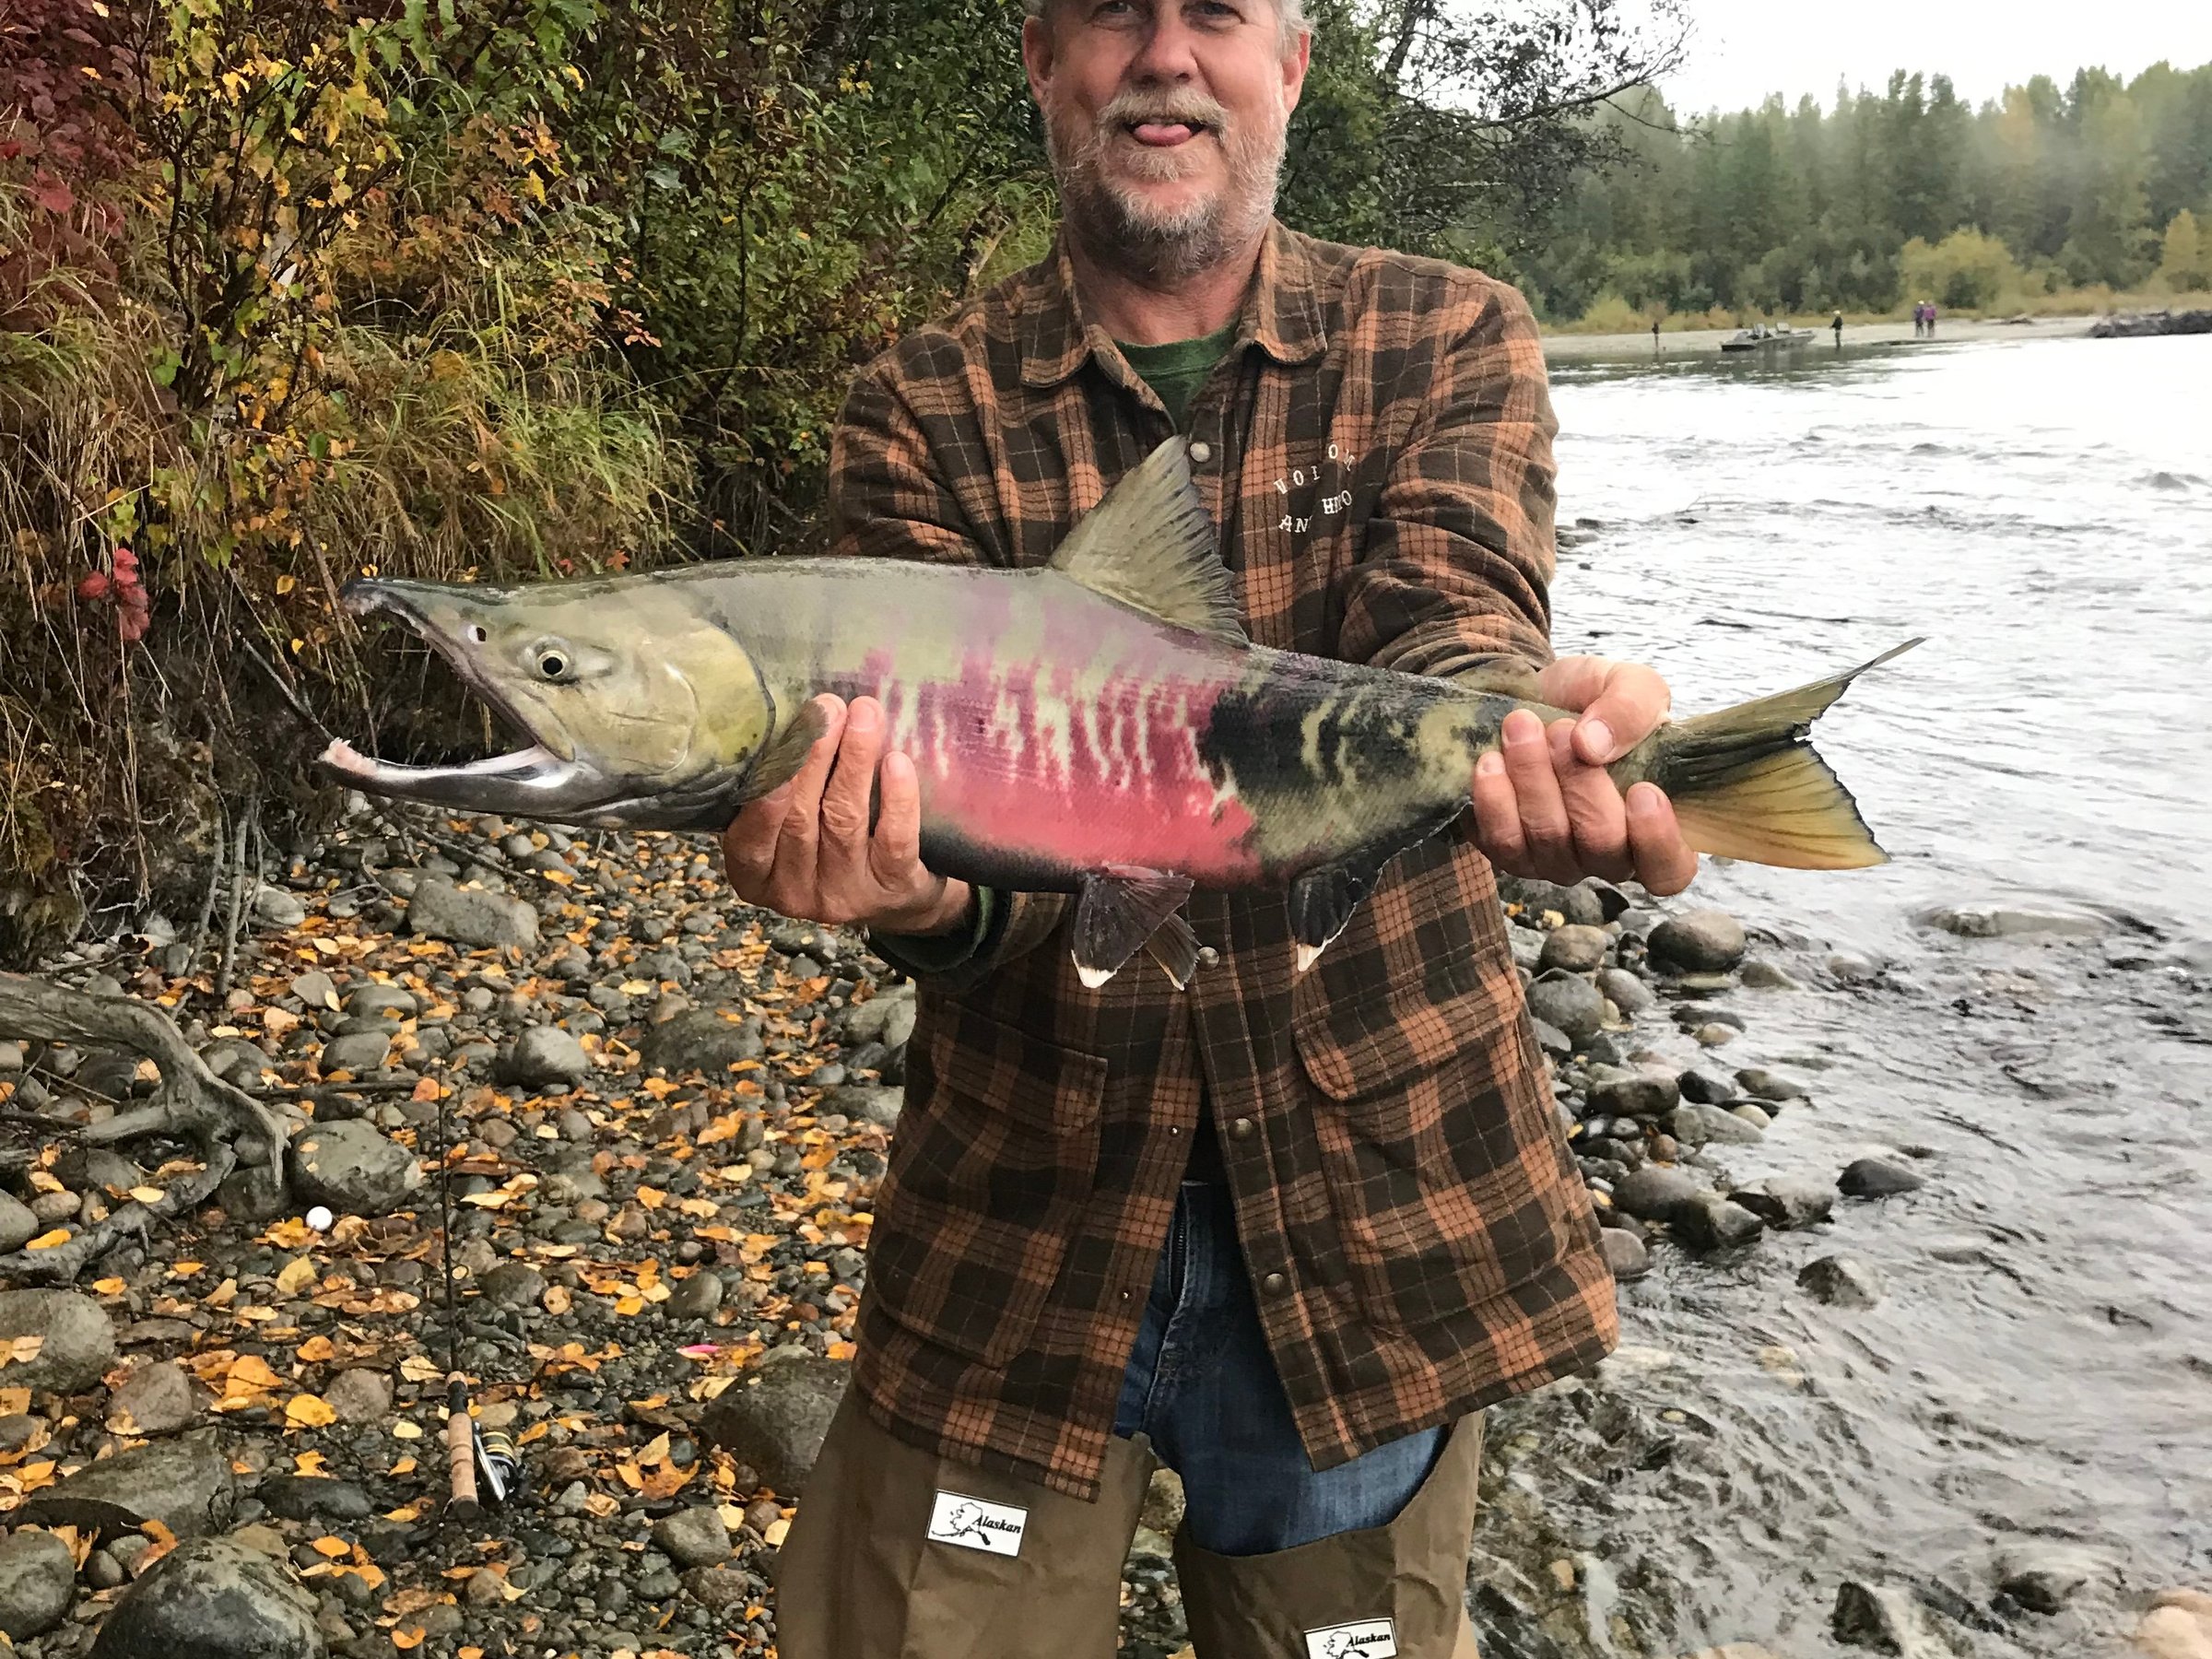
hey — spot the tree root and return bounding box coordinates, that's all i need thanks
[0,971,288,1282]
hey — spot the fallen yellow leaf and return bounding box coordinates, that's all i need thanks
[312,1535,350,1558]
[24,1230,71,1251]
[276,1256,319,1296]
[127,1185,166,1205]
[392,1420,424,1441]
[285,1394,337,1428]
[90,1277,125,1296]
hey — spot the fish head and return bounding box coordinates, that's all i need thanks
[324,575,779,826]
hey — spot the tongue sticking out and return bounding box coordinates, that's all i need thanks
[1132,122,1198,145]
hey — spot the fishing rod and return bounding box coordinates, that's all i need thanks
[433,1077,521,1519]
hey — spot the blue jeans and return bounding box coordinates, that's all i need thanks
[1111,1181,1447,1557]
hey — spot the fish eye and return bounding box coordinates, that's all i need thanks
[535,649,570,680]
[465,625,487,643]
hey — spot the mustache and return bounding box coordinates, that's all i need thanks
[1094,88,1233,133]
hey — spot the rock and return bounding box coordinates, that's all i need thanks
[682,1566,758,1612]
[88,1535,324,1659]
[0,1527,76,1640]
[1525,972,1605,1043]
[1671,1194,1765,1252]
[700,1354,849,1494]
[1831,1581,1949,1655]
[288,971,338,1010]
[316,1031,391,1076]
[406,877,538,951]
[1924,905,2106,939]
[108,1361,200,1435]
[255,1477,371,1523]
[1739,959,1799,990]
[1797,1254,1887,1308]
[1589,1071,1679,1120]
[1840,1157,1925,1198]
[1730,1101,1772,1129]
[252,886,308,929]
[1499,876,1607,926]
[1731,1178,1834,1230]
[0,1192,38,1253]
[323,1369,391,1425]
[1994,1545,2099,1614]
[843,986,917,1045]
[1677,1069,1736,1105]
[2136,1590,2212,1659]
[288,1120,422,1216]
[0,1289,116,1394]
[22,1435,232,1537]
[1538,925,1611,974]
[825,1084,903,1128]
[1611,1165,1709,1225]
[1595,968,1653,1016]
[1735,1066,1808,1102]
[477,1262,547,1310]
[668,1271,724,1321]
[652,1507,733,1569]
[642,1008,766,1077]
[1531,1018,1574,1060]
[344,983,416,1019]
[498,1026,590,1088]
[1600,1228,1649,1281]
[1670,1102,1765,1147]
[1647,910,1747,973]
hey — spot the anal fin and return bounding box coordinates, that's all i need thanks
[1287,854,1383,974]
[1142,912,1201,990]
[1073,866,1195,988]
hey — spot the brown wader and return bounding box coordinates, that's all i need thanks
[774,1388,1485,1659]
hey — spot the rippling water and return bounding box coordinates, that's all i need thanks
[1471,335,2212,1657]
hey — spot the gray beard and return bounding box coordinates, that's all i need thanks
[1046,111,1287,288]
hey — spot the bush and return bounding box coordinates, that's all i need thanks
[1900,229,2024,312]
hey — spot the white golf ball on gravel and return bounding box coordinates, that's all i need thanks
[305,1206,335,1231]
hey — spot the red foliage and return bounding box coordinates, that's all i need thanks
[0,0,144,320]
[78,547,150,642]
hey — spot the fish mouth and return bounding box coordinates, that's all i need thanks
[324,579,609,816]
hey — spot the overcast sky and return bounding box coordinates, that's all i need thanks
[1650,0,2212,114]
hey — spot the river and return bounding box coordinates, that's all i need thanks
[1465,334,2212,1658]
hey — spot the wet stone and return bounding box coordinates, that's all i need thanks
[1600,1228,1650,1281]
[1538,925,1611,974]
[1731,1178,1834,1230]
[1671,1194,1766,1253]
[1798,1254,1887,1308]
[1525,972,1606,1043]
[1840,1156,1926,1198]
[1647,909,1747,973]
[1669,1102,1765,1147]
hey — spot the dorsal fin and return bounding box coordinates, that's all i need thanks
[1050,437,1247,645]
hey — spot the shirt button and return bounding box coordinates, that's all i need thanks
[1187,440,1213,465]
[1230,1117,1256,1141]
[1262,1271,1288,1296]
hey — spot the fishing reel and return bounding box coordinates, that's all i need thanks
[445,1373,524,1519]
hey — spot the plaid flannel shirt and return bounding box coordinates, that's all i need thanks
[832,222,1617,1500]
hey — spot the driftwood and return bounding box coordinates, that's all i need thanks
[0,971,288,1283]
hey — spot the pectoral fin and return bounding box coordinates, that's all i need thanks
[1073,866,1196,988]
[735,699,832,805]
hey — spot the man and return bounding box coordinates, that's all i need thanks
[722,1,1697,1653]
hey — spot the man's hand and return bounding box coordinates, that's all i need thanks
[1471,656,1699,896]
[722,695,972,935]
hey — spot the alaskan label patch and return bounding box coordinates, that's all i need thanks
[1303,1618,1398,1659]
[926,1490,1028,1557]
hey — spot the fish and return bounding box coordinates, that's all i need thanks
[324,437,1916,987]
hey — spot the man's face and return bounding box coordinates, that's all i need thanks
[1025,0,1310,281]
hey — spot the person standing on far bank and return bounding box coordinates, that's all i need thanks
[721,1,1700,1653]
[1832,311,1844,347]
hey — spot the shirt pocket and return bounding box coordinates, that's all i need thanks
[866,1001,1110,1368]
[1291,963,1584,1332]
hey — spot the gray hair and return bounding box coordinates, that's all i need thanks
[1023,0,1311,40]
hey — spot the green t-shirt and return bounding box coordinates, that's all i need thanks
[1116,320,1241,429]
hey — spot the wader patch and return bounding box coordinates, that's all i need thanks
[926,1490,1028,1556]
[1304,1619,1397,1659]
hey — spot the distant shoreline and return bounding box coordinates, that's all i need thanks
[1540,314,2091,362]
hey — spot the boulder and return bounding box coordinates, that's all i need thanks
[252,886,307,929]
[700,1354,849,1494]
[0,1193,38,1253]
[652,1506,734,1569]
[323,1368,392,1425]
[1994,1545,2100,1614]
[1739,960,1800,990]
[1524,971,1605,1043]
[497,1026,591,1088]
[1647,910,1747,973]
[477,1262,547,1311]
[1730,1178,1834,1230]
[1830,1581,1950,1656]
[316,1031,391,1077]
[1735,1066,1808,1102]
[824,1084,904,1128]
[22,1435,232,1537]
[88,1536,324,1659]
[1537,925,1611,974]
[1671,1194,1765,1252]
[1923,905,2105,939]
[843,985,917,1046]
[0,1527,76,1640]
[642,1009,766,1077]
[107,1360,200,1436]
[255,1477,371,1523]
[406,877,538,951]
[667,1271,724,1321]
[1588,1071,1679,1120]
[0,1289,115,1395]
[1498,877,1607,927]
[1677,1069,1737,1105]
[1797,1254,1887,1308]
[1610,1165,1710,1225]
[343,983,416,1019]
[1670,1102,1765,1147]
[1600,1227,1650,1281]
[288,1119,421,1216]
[1595,968,1653,1016]
[1839,1157,1925,1198]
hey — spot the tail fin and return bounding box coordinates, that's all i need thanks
[1643,640,1921,870]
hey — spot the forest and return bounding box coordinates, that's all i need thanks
[1515,59,2212,325]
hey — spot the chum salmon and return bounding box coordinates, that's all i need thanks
[324,438,1914,986]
